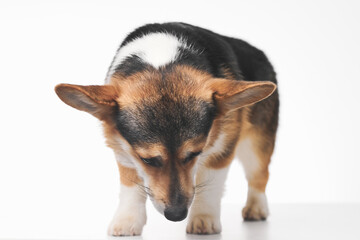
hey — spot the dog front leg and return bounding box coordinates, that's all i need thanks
[186,166,230,235]
[108,163,147,236]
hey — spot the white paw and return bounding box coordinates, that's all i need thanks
[242,204,269,221]
[242,188,269,221]
[108,215,146,236]
[186,214,221,235]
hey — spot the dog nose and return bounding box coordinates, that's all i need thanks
[164,207,188,221]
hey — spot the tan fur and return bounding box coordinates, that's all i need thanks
[56,64,276,209]
[99,65,275,201]
[117,163,142,187]
[55,84,119,122]
[104,118,198,205]
[102,121,120,150]
[204,111,241,169]
[239,130,274,192]
[134,144,167,160]
[199,101,275,195]
[177,136,207,158]
[237,106,275,192]
[111,66,215,109]
[141,160,194,206]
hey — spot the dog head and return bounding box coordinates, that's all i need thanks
[55,65,275,221]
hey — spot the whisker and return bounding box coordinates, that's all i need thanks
[193,172,217,196]
[121,176,155,198]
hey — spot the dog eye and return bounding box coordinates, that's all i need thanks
[140,156,163,167]
[183,151,202,164]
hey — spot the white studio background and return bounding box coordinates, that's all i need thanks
[0,0,359,238]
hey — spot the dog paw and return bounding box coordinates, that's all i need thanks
[108,216,145,236]
[186,214,221,234]
[242,203,269,221]
[242,187,269,221]
[242,192,269,221]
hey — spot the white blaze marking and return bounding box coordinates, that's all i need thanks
[106,32,198,82]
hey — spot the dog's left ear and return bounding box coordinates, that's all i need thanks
[55,83,118,121]
[209,79,276,113]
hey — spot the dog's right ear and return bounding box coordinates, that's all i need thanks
[55,84,118,121]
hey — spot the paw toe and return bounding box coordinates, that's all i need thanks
[108,217,144,236]
[186,214,221,235]
[242,205,268,221]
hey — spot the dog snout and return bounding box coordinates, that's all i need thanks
[164,206,188,221]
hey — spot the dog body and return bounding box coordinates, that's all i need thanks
[55,22,279,236]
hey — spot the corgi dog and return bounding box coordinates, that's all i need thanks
[55,22,279,236]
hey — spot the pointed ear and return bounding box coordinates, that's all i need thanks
[209,79,276,113]
[54,83,118,120]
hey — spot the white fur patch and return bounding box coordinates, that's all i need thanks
[114,151,135,168]
[242,186,269,220]
[192,167,229,211]
[187,166,230,234]
[107,32,197,81]
[113,136,149,183]
[113,136,137,168]
[236,137,260,180]
[200,132,226,162]
[246,187,268,207]
[108,185,147,236]
[112,137,150,200]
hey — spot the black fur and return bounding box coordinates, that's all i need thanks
[114,55,150,76]
[116,96,216,151]
[113,22,276,83]
[112,22,279,148]
[112,21,279,152]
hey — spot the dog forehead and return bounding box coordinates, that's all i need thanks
[115,96,216,149]
[113,65,214,107]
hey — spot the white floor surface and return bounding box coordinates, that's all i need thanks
[1,204,359,240]
[128,204,360,240]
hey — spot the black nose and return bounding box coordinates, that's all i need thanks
[164,207,188,222]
